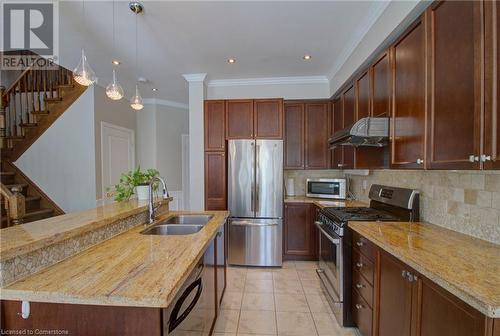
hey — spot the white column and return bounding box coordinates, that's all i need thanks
[183,73,207,210]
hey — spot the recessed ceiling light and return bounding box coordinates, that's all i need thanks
[227,58,236,64]
[152,88,158,91]
[303,55,312,61]
[112,59,121,65]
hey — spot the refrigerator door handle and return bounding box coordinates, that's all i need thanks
[256,144,260,214]
[231,220,279,227]
[251,142,255,213]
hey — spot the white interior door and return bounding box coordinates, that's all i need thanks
[101,122,135,199]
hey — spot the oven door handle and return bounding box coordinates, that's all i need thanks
[315,221,340,245]
[316,268,342,303]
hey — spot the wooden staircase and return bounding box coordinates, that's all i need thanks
[0,52,87,226]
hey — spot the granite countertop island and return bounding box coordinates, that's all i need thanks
[0,199,229,309]
[349,221,500,318]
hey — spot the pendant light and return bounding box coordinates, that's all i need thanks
[106,0,124,100]
[130,2,144,110]
[73,0,97,86]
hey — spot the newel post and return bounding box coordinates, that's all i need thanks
[0,85,6,149]
[10,186,25,226]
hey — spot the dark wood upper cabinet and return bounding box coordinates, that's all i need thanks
[426,0,482,169]
[305,102,330,169]
[331,99,344,169]
[342,86,355,169]
[357,71,371,119]
[254,99,283,139]
[484,0,500,170]
[391,18,427,169]
[204,100,226,151]
[378,252,414,336]
[371,51,391,117]
[205,152,226,210]
[283,203,317,260]
[225,100,254,139]
[284,103,305,169]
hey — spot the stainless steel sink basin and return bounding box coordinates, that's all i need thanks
[162,215,213,225]
[141,224,203,236]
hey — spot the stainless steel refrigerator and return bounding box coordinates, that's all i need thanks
[227,139,283,267]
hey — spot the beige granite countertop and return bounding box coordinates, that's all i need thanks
[285,195,367,209]
[0,210,229,308]
[0,198,172,262]
[349,221,500,318]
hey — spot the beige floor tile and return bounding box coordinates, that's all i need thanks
[238,310,277,335]
[228,266,248,277]
[238,334,275,336]
[242,292,275,311]
[274,279,303,294]
[301,279,324,295]
[294,261,318,270]
[170,331,202,336]
[226,276,246,292]
[272,268,299,281]
[276,311,318,335]
[247,269,274,280]
[245,279,274,293]
[281,261,296,269]
[213,333,236,336]
[214,309,240,333]
[312,312,348,336]
[306,294,332,313]
[297,269,320,280]
[221,291,244,310]
[274,293,309,312]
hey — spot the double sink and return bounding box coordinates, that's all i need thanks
[141,215,213,236]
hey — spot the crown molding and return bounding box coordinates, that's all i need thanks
[182,73,207,82]
[207,76,329,88]
[143,98,189,109]
[327,1,390,80]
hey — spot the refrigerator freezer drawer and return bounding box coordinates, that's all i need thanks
[228,218,282,267]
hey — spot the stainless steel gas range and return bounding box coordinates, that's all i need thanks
[315,184,419,327]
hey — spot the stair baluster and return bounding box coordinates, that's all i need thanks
[0,86,5,148]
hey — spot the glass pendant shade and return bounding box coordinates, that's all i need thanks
[106,69,124,100]
[130,84,144,110]
[73,49,97,86]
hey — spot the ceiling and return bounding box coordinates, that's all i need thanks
[58,1,388,104]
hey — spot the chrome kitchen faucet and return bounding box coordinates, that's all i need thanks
[148,176,170,224]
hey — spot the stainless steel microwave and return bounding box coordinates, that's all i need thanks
[306,178,346,199]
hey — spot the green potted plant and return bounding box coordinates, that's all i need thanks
[113,167,160,201]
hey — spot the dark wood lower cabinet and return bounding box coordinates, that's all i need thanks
[283,203,318,260]
[1,235,227,336]
[353,234,498,336]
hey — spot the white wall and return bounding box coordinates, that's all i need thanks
[207,77,330,100]
[94,85,137,200]
[15,87,97,213]
[136,104,157,170]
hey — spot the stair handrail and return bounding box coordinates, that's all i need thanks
[1,182,25,226]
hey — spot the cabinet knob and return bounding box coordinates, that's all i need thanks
[355,284,364,289]
[355,262,363,268]
[355,304,364,310]
[469,155,479,162]
[401,270,407,278]
[337,164,343,168]
[356,241,364,247]
[481,154,492,162]
[416,158,424,165]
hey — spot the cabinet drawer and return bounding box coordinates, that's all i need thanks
[352,289,373,336]
[353,231,376,262]
[353,269,373,308]
[353,249,374,286]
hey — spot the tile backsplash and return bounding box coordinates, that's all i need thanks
[285,169,500,244]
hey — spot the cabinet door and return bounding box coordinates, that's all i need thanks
[417,276,486,336]
[284,103,305,169]
[391,18,427,169]
[305,102,330,169]
[204,100,225,151]
[284,203,315,259]
[342,86,355,169]
[254,99,283,139]
[204,152,226,210]
[331,99,344,168]
[226,100,254,139]
[378,252,413,336]
[372,51,391,117]
[356,70,387,169]
[484,0,500,170]
[426,0,482,169]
